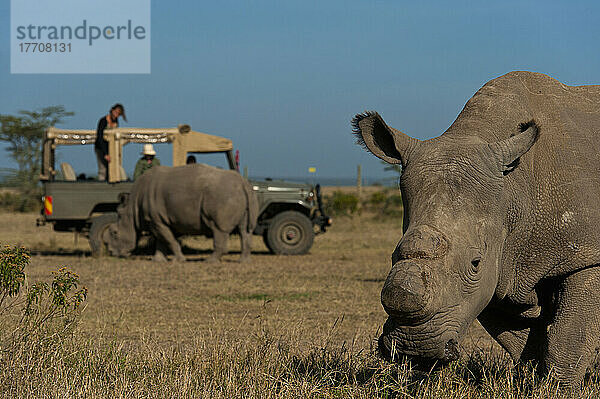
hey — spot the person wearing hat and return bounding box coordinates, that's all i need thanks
[95,103,126,181]
[134,144,161,180]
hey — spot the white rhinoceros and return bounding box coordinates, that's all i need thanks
[353,71,600,388]
[109,164,258,262]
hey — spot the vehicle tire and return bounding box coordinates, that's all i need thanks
[89,213,117,258]
[262,231,273,253]
[265,211,314,255]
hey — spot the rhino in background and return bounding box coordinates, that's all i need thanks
[352,71,600,388]
[109,164,258,262]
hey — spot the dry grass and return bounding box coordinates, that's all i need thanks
[0,211,404,351]
[1,205,599,397]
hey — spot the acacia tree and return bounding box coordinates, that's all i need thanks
[0,106,74,196]
[381,160,402,183]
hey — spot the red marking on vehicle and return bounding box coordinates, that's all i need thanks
[44,196,53,215]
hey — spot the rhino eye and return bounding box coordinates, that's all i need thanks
[471,257,481,270]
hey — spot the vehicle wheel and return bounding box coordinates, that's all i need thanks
[266,211,314,255]
[89,213,117,258]
[262,231,273,252]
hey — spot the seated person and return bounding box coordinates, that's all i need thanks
[134,144,161,180]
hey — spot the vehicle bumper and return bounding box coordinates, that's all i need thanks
[312,214,332,233]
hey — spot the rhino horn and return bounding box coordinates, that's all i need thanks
[489,120,540,172]
[352,111,419,167]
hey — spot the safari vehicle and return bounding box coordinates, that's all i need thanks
[37,125,331,257]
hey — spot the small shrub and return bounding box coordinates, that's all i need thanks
[0,245,27,300]
[322,189,404,218]
[359,189,404,217]
[0,191,40,213]
[0,245,87,354]
[382,194,403,216]
[324,191,359,216]
[368,191,387,205]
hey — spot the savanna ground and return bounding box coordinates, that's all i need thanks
[1,187,599,398]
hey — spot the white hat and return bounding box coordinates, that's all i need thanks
[141,144,156,156]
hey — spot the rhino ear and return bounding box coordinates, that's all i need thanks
[352,111,419,166]
[489,120,540,173]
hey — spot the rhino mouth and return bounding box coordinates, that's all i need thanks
[378,315,462,364]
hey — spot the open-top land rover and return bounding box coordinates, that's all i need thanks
[38,125,330,257]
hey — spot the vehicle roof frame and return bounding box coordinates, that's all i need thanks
[41,124,235,182]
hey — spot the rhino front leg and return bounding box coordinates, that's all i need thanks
[543,266,600,389]
[153,241,168,262]
[478,303,545,363]
[151,224,186,263]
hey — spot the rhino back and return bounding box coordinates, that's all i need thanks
[443,72,600,297]
[134,164,248,235]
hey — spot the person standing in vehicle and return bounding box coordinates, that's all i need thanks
[134,144,161,180]
[95,103,126,181]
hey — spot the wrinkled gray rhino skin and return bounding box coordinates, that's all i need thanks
[109,164,259,262]
[353,71,600,387]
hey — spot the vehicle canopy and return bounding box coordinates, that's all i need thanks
[40,125,236,183]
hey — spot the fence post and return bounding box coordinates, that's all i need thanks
[356,164,362,212]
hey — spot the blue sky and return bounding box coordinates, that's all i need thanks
[1,0,599,181]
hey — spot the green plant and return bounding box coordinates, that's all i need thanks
[382,194,403,217]
[368,190,386,205]
[0,245,27,302]
[324,191,359,216]
[0,245,87,353]
[0,190,40,212]
[357,189,404,218]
